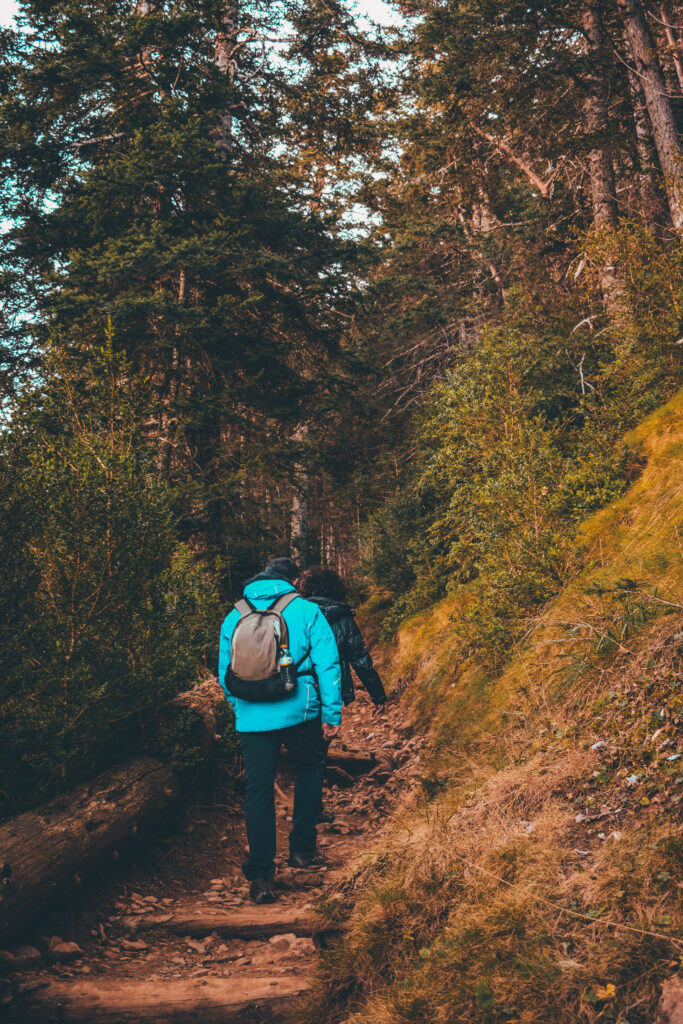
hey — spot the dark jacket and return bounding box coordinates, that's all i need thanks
[306,596,386,707]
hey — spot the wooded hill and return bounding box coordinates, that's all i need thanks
[1,0,683,967]
[308,381,683,1024]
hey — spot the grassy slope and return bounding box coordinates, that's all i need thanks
[311,390,683,1024]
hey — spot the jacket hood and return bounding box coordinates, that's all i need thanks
[306,595,353,623]
[243,576,298,602]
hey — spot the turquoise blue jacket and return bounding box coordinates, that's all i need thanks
[218,577,342,732]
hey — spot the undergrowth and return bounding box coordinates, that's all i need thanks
[308,388,683,1023]
[363,227,683,658]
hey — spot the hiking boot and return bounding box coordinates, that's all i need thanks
[249,877,276,904]
[288,849,325,869]
[317,809,335,824]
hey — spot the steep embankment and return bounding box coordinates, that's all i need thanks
[311,390,683,1024]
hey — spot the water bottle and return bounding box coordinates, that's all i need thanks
[279,646,297,693]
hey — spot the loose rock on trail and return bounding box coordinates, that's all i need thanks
[2,694,422,1023]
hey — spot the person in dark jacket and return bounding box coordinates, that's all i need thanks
[298,567,387,711]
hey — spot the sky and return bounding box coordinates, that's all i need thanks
[0,0,401,28]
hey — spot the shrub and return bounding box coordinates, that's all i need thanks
[0,338,218,816]
[364,277,681,653]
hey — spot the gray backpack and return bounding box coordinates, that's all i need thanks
[225,593,302,703]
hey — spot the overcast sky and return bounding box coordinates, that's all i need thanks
[0,1,401,28]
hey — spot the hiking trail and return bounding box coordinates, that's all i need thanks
[3,692,422,1023]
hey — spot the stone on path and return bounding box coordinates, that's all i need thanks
[47,938,83,964]
[11,946,42,969]
[658,977,683,1024]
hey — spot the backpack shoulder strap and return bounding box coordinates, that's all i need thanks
[235,598,254,617]
[269,592,299,614]
[269,591,299,648]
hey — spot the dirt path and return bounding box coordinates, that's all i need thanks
[3,695,421,1022]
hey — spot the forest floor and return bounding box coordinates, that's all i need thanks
[3,688,421,1022]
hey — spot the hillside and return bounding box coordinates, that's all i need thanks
[310,389,683,1024]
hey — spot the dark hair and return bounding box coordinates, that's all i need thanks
[299,566,347,602]
[264,557,300,583]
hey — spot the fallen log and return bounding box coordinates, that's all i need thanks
[155,677,225,761]
[325,749,377,774]
[134,902,312,940]
[8,974,308,1024]
[324,765,356,788]
[0,758,178,944]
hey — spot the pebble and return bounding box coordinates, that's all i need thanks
[12,945,42,969]
[186,939,207,955]
[47,938,83,964]
[120,939,148,952]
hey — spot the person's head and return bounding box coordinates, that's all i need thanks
[264,557,300,584]
[299,566,347,602]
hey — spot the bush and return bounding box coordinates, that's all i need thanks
[364,280,681,652]
[0,338,219,816]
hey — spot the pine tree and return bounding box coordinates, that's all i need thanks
[0,0,360,573]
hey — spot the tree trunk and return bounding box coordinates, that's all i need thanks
[618,0,683,231]
[215,2,239,153]
[625,44,671,232]
[582,3,628,316]
[660,1,683,91]
[290,425,310,567]
[8,975,308,1024]
[325,748,378,773]
[0,759,178,943]
[583,4,619,232]
[155,903,311,939]
[156,677,225,760]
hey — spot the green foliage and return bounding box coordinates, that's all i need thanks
[0,0,381,576]
[152,700,238,775]
[365,275,682,653]
[0,338,217,816]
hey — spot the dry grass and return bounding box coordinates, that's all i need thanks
[307,389,683,1024]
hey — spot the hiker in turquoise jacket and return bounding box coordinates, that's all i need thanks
[218,557,342,903]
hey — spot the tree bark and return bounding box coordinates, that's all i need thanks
[156,903,311,939]
[472,125,553,196]
[214,2,239,153]
[660,1,683,91]
[325,748,377,773]
[290,424,310,567]
[582,3,629,317]
[0,759,178,943]
[618,0,683,231]
[9,975,308,1024]
[583,4,619,232]
[156,677,225,760]
[625,44,671,232]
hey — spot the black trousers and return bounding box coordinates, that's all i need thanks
[238,718,325,880]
